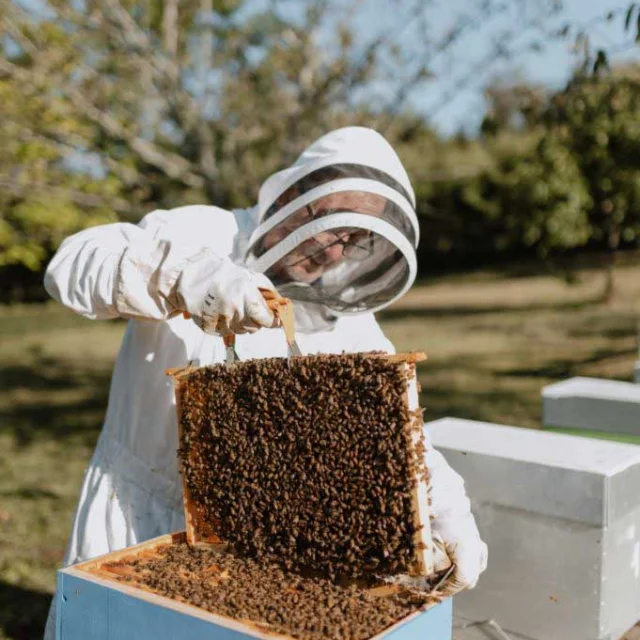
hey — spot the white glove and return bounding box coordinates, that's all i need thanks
[426,446,488,597]
[175,249,276,335]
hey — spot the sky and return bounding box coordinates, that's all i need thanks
[15,0,640,139]
[350,0,640,135]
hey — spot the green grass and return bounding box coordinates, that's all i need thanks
[2,263,640,639]
[0,306,124,640]
[543,426,640,444]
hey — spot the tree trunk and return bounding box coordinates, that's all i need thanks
[163,0,179,57]
[200,0,213,75]
[602,229,620,304]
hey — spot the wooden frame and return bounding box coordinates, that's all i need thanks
[167,352,450,578]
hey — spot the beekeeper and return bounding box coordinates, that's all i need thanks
[43,126,487,638]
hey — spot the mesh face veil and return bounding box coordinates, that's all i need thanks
[245,128,419,315]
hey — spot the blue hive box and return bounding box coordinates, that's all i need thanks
[56,532,453,640]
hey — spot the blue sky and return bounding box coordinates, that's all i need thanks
[350,0,640,135]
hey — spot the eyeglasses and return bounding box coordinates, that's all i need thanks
[278,208,375,269]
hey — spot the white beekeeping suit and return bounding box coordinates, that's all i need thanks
[43,127,486,639]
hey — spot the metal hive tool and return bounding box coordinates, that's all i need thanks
[221,288,301,366]
[259,287,302,357]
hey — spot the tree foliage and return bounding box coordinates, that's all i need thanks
[420,63,640,278]
[0,74,120,272]
[545,71,640,253]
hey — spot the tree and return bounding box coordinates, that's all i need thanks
[3,0,631,301]
[416,132,592,270]
[481,79,548,136]
[0,1,568,259]
[0,73,121,290]
[545,68,640,299]
[474,136,592,255]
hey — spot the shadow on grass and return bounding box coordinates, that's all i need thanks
[379,294,602,322]
[414,360,542,427]
[420,384,541,427]
[0,581,51,640]
[568,323,637,340]
[0,310,126,339]
[0,487,60,500]
[0,358,110,447]
[503,346,637,380]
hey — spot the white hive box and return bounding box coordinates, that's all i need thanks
[428,417,640,640]
[542,377,640,444]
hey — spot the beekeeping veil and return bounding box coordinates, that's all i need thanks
[245,127,418,322]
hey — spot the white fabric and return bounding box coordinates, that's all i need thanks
[426,446,489,596]
[247,128,419,315]
[41,203,400,639]
[258,126,416,214]
[175,253,276,335]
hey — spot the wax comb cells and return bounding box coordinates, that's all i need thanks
[173,353,431,580]
[95,541,434,640]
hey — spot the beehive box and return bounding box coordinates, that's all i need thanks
[429,417,640,640]
[57,532,453,640]
[169,352,447,581]
[542,377,640,444]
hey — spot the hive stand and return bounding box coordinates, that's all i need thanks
[429,417,640,640]
[542,376,640,444]
[56,532,454,640]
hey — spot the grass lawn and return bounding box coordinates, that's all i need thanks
[1,262,640,639]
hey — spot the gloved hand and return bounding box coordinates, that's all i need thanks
[426,446,488,597]
[175,249,276,335]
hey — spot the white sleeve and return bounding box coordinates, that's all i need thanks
[44,205,238,321]
[425,443,488,593]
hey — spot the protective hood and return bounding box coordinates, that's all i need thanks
[245,127,419,317]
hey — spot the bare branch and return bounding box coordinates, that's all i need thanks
[81,0,204,143]
[381,1,513,117]
[0,177,135,214]
[373,0,570,132]
[1,14,39,56]
[16,131,143,186]
[199,0,214,79]
[163,0,179,58]
[100,0,150,50]
[0,57,204,188]
[97,0,180,83]
[197,120,218,184]
[5,0,211,193]
[292,0,421,124]
[425,5,625,125]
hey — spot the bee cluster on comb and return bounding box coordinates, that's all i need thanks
[95,541,434,640]
[173,352,434,581]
